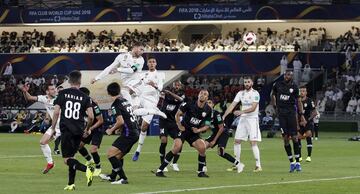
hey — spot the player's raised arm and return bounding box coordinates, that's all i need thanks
[91,54,122,84]
[19,83,38,101]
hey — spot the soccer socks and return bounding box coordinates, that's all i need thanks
[54,136,61,151]
[40,144,53,164]
[234,143,241,162]
[91,152,101,168]
[136,131,147,153]
[198,155,206,172]
[293,141,300,162]
[68,165,76,185]
[67,158,87,172]
[78,147,92,161]
[284,144,294,163]
[108,156,127,180]
[306,137,313,157]
[221,153,236,164]
[251,144,261,167]
[118,159,127,180]
[158,151,174,171]
[298,139,302,158]
[159,143,167,163]
[173,148,182,164]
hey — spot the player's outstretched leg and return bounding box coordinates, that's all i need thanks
[133,108,167,119]
[40,133,54,174]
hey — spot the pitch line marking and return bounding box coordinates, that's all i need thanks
[135,175,360,194]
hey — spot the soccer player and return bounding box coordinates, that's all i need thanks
[298,86,317,162]
[132,57,166,161]
[91,41,145,104]
[313,109,320,140]
[154,90,212,178]
[20,83,60,174]
[271,70,306,172]
[51,70,95,190]
[53,85,64,155]
[222,76,262,173]
[157,80,185,171]
[204,99,241,171]
[99,82,139,184]
[77,87,104,176]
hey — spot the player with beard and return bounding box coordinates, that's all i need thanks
[271,70,306,172]
[154,90,212,178]
[298,86,316,162]
[223,77,262,173]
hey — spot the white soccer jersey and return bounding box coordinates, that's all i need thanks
[95,52,144,86]
[233,88,260,118]
[139,70,165,104]
[37,95,60,127]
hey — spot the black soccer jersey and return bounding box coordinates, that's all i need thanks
[210,110,225,134]
[272,81,299,115]
[301,97,315,121]
[92,100,102,128]
[179,100,212,130]
[160,90,185,122]
[54,88,92,135]
[111,97,139,138]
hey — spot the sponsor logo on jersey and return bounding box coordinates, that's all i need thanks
[166,104,176,111]
[190,117,201,125]
[280,94,290,101]
[289,88,293,93]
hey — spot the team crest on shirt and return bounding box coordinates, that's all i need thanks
[202,112,207,117]
[123,55,128,60]
[304,103,308,107]
[289,88,293,93]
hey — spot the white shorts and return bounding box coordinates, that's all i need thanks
[45,126,61,139]
[141,100,158,124]
[235,117,261,142]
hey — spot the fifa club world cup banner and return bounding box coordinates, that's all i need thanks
[2,5,360,23]
[0,52,348,76]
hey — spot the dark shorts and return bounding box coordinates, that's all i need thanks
[179,130,201,147]
[299,122,314,135]
[61,131,82,158]
[112,135,139,155]
[205,132,230,148]
[159,119,180,139]
[278,114,298,137]
[81,128,104,148]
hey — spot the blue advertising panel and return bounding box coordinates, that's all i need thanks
[1,5,360,24]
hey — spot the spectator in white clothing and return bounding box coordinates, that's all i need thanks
[280,55,288,75]
[292,56,302,86]
[3,62,13,75]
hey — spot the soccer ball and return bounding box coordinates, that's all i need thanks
[243,32,257,45]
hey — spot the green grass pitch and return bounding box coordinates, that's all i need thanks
[0,132,359,194]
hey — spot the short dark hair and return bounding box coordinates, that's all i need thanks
[107,82,120,97]
[147,56,156,61]
[68,70,82,85]
[44,83,55,90]
[133,41,144,47]
[243,76,253,80]
[79,87,90,96]
[299,85,307,89]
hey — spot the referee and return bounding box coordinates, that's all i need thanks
[271,70,306,173]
